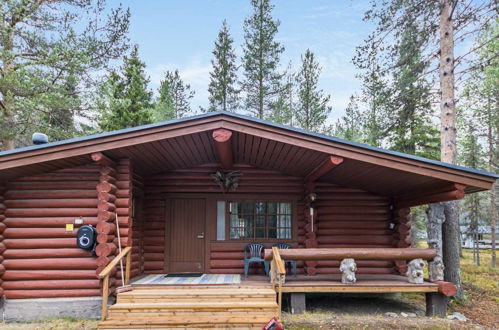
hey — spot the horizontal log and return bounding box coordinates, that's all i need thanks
[317,236,394,245]
[143,261,164,270]
[4,289,101,299]
[3,248,93,259]
[96,221,116,234]
[318,229,393,236]
[5,208,97,217]
[98,201,116,212]
[395,189,465,208]
[3,228,78,239]
[3,279,100,290]
[435,281,457,297]
[96,243,117,257]
[115,198,130,208]
[3,270,97,280]
[316,267,394,275]
[143,252,163,261]
[6,182,97,190]
[4,199,97,209]
[100,166,117,177]
[99,175,117,184]
[97,256,112,267]
[98,211,116,222]
[98,192,116,203]
[264,248,437,261]
[4,217,98,228]
[3,258,97,270]
[97,233,114,244]
[5,190,98,200]
[91,152,116,168]
[4,238,76,249]
[305,155,344,183]
[96,182,117,194]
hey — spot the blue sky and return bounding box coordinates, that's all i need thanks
[107,0,373,121]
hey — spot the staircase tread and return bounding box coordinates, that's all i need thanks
[110,301,278,309]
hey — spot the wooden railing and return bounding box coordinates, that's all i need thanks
[98,246,132,321]
[269,246,286,319]
[265,247,456,297]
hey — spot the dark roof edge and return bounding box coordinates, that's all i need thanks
[1,110,497,180]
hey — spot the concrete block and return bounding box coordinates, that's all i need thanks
[1,296,111,321]
[290,293,306,314]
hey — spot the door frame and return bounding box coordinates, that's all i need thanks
[162,194,210,273]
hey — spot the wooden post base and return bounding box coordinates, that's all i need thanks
[425,292,448,317]
[290,293,306,314]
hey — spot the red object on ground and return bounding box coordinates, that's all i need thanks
[263,317,284,330]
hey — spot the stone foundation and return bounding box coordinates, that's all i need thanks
[1,296,109,321]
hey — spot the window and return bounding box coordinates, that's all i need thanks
[229,201,292,239]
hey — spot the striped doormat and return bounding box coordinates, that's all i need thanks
[132,274,241,285]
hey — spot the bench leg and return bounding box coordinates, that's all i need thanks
[425,292,448,317]
[290,293,306,314]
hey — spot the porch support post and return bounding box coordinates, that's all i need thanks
[425,292,448,317]
[290,293,306,314]
[303,182,318,275]
[212,129,234,170]
[305,156,343,183]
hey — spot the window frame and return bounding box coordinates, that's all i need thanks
[225,198,297,242]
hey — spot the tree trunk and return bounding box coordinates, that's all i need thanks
[443,200,463,299]
[427,203,445,256]
[490,181,497,267]
[438,0,462,300]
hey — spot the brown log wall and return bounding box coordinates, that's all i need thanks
[142,164,396,276]
[2,165,101,299]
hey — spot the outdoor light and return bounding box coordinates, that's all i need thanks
[308,193,317,232]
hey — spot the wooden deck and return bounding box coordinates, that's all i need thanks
[244,274,439,293]
[130,273,439,294]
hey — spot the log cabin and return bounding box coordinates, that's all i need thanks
[0,111,496,327]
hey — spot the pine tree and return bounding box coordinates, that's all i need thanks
[458,120,487,265]
[207,20,239,112]
[359,62,391,147]
[294,49,332,133]
[268,65,294,125]
[387,19,439,159]
[154,70,195,121]
[461,19,499,267]
[334,95,363,142]
[0,0,130,149]
[241,0,286,119]
[98,46,153,131]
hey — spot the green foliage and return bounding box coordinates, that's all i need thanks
[153,69,194,121]
[334,95,363,142]
[98,45,153,131]
[0,0,130,149]
[294,49,332,133]
[241,0,286,119]
[386,19,439,159]
[207,20,239,112]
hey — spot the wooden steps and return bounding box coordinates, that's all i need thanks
[98,285,279,329]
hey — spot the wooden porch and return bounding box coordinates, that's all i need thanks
[98,273,439,329]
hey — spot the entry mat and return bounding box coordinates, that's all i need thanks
[132,273,241,285]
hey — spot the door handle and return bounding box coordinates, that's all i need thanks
[197,232,205,239]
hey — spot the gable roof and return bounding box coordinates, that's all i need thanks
[0,111,497,196]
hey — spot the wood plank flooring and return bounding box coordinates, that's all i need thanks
[98,285,279,329]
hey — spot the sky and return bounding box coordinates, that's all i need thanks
[107,0,374,122]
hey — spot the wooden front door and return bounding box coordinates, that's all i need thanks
[167,198,206,273]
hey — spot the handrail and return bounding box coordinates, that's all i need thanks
[98,246,132,278]
[264,247,437,261]
[270,246,286,320]
[99,246,132,321]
